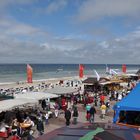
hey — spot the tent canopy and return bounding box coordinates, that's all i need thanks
[45,86,79,95]
[0,92,58,112]
[113,82,140,123]
[15,92,58,100]
[0,98,36,112]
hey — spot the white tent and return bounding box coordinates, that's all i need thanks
[45,86,79,95]
[0,98,36,112]
[0,92,58,112]
[15,92,58,100]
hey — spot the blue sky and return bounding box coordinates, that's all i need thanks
[0,0,140,64]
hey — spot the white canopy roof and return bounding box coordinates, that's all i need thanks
[0,92,58,112]
[0,98,36,112]
[45,86,79,95]
[15,92,58,100]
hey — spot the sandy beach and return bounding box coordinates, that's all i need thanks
[0,75,84,90]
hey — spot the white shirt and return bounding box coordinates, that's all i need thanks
[45,113,49,119]
[118,94,122,100]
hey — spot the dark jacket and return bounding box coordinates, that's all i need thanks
[106,102,110,108]
[41,100,46,108]
[73,109,78,117]
[89,107,96,115]
[36,120,44,132]
[65,110,71,120]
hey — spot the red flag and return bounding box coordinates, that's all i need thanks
[122,64,126,73]
[79,64,84,78]
[27,64,33,83]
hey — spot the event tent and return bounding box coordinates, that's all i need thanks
[45,86,79,95]
[0,92,59,112]
[15,92,58,100]
[113,82,140,123]
[0,98,36,112]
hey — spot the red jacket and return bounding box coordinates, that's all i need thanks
[100,95,105,102]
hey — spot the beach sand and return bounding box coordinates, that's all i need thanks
[0,76,84,90]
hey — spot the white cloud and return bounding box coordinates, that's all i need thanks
[45,0,68,14]
[0,0,140,64]
[76,0,140,22]
[0,18,50,42]
[0,0,35,7]
[99,41,109,49]
[1,26,140,64]
[62,27,140,64]
[34,0,68,15]
[5,23,39,36]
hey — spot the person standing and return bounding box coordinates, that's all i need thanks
[105,100,110,115]
[62,98,67,111]
[118,93,122,101]
[41,99,46,110]
[36,118,44,136]
[86,103,91,121]
[100,94,105,105]
[72,107,79,124]
[101,104,106,120]
[54,102,59,118]
[45,99,50,111]
[89,105,96,123]
[65,108,71,126]
[94,96,98,107]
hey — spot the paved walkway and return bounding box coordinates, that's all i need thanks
[34,103,114,139]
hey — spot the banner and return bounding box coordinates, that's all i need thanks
[79,64,84,78]
[109,69,118,75]
[105,64,109,74]
[122,64,126,73]
[94,70,100,81]
[27,64,33,83]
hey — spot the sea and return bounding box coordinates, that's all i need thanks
[0,64,139,84]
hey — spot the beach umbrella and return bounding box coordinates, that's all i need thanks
[45,86,79,95]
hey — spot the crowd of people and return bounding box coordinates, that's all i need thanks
[0,77,139,139]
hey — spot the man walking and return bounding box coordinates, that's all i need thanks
[89,105,96,123]
[36,118,44,136]
[65,108,71,126]
[72,107,79,124]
